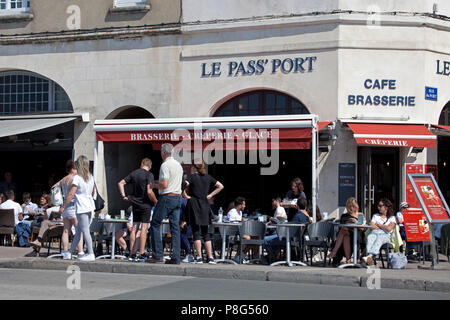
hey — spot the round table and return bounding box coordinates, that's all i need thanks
[212,221,242,265]
[336,223,373,269]
[96,218,129,260]
[267,223,307,267]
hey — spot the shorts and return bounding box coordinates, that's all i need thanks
[132,208,151,223]
[192,224,212,242]
[62,205,76,220]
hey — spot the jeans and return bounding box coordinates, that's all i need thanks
[366,230,391,256]
[263,233,279,263]
[150,195,181,261]
[180,225,192,255]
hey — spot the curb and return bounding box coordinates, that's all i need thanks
[0,258,449,293]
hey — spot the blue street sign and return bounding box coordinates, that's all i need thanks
[425,87,438,101]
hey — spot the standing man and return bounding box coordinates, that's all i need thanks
[147,143,183,264]
[0,172,17,195]
[118,158,158,262]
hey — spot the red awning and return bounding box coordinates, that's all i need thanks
[318,121,333,131]
[94,116,316,150]
[347,123,436,148]
[431,124,450,131]
[95,128,312,150]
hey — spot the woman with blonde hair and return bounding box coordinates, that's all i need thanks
[329,197,363,266]
[59,155,96,261]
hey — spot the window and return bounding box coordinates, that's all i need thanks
[213,90,309,117]
[0,0,30,13]
[0,71,73,115]
[439,102,450,126]
[114,0,146,8]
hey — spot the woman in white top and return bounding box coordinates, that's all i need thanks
[59,155,96,262]
[56,160,83,260]
[362,198,397,266]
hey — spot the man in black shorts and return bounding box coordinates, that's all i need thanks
[118,158,157,261]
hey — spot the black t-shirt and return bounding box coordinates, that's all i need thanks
[124,168,154,208]
[285,190,306,200]
[186,173,217,199]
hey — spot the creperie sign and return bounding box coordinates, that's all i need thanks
[363,139,408,146]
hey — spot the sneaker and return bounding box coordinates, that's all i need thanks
[362,256,368,264]
[77,252,85,259]
[146,257,165,264]
[242,257,250,264]
[165,258,180,265]
[207,257,217,265]
[62,251,72,260]
[193,257,203,264]
[182,255,194,263]
[136,253,150,262]
[129,254,137,262]
[78,253,96,262]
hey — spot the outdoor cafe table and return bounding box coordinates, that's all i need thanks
[96,218,128,260]
[335,223,373,269]
[212,221,242,265]
[267,223,307,267]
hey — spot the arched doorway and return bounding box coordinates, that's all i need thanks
[0,70,74,201]
[103,106,159,213]
[209,90,312,218]
[438,101,450,203]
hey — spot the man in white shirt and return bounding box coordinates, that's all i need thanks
[0,190,25,226]
[227,197,246,222]
[21,192,38,222]
[148,143,183,264]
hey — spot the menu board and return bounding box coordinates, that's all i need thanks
[338,163,356,207]
[406,164,423,208]
[407,174,450,223]
[403,209,430,242]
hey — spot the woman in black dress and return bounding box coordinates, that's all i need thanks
[182,161,224,264]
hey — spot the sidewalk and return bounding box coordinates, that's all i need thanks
[0,247,449,293]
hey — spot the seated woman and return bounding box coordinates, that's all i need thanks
[329,197,363,265]
[362,198,397,266]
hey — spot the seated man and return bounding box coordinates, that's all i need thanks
[21,192,38,222]
[264,197,311,264]
[226,197,251,263]
[0,190,31,247]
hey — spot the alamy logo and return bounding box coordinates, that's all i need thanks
[66,265,81,290]
[66,5,81,30]
[366,266,381,290]
[366,5,382,30]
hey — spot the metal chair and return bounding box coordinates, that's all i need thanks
[238,220,266,264]
[0,209,15,246]
[270,222,307,266]
[303,221,335,267]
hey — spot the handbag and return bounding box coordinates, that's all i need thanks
[388,252,408,269]
[50,184,63,206]
[94,183,105,212]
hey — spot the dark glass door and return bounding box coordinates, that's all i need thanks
[358,147,399,220]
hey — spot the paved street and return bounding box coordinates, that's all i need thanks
[1,268,449,300]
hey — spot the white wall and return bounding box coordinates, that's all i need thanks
[182,0,450,23]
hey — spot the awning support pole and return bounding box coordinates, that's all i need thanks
[312,116,318,223]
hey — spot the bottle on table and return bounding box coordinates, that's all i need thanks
[218,207,223,223]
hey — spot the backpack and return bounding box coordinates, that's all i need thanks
[388,252,407,269]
